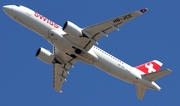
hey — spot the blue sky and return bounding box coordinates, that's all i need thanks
[1,0,179,105]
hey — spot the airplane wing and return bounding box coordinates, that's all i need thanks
[82,8,148,50]
[63,8,148,51]
[53,47,78,92]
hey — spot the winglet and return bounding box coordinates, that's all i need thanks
[139,8,148,13]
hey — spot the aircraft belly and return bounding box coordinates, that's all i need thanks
[50,34,74,54]
[47,33,98,64]
[93,52,137,84]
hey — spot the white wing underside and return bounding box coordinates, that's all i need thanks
[53,47,78,92]
[64,8,147,51]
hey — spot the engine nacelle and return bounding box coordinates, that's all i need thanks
[35,47,54,64]
[63,21,83,37]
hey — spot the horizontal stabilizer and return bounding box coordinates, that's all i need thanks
[143,68,172,81]
[136,85,146,100]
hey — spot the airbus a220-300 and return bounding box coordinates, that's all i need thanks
[3,5,172,100]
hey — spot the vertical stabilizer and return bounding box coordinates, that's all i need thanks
[135,60,163,74]
[136,85,146,100]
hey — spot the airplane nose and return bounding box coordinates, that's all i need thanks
[2,5,12,14]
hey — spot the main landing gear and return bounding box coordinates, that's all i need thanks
[72,46,82,54]
[75,49,82,54]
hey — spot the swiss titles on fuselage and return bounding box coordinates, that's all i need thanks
[34,12,59,28]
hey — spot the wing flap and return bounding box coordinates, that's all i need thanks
[143,69,172,81]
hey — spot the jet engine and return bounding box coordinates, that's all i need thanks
[63,21,83,37]
[35,47,54,64]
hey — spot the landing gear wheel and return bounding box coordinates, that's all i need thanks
[75,49,82,54]
[70,54,76,58]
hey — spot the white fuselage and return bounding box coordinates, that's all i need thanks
[3,5,160,90]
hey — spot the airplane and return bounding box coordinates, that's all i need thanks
[3,5,172,100]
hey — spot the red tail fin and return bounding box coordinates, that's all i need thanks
[135,60,163,74]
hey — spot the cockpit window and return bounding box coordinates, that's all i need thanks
[15,5,20,7]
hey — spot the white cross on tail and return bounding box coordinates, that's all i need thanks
[145,63,156,73]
